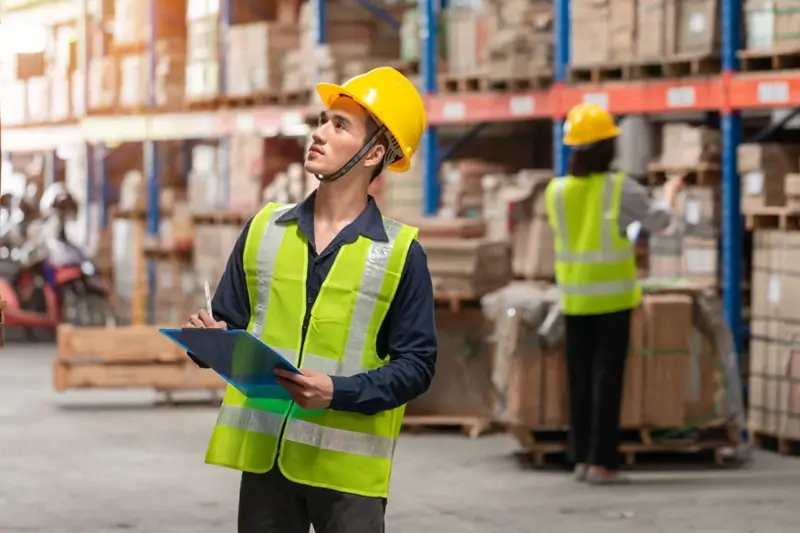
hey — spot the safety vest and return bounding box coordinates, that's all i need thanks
[204,202,418,498]
[544,172,641,315]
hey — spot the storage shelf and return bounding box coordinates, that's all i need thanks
[6,71,800,149]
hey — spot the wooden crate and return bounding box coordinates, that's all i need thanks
[54,324,225,393]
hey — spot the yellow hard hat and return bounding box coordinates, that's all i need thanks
[562,102,620,146]
[316,67,426,172]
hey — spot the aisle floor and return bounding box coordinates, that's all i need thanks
[2,344,800,533]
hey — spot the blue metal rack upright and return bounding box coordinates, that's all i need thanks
[420,0,439,216]
[721,0,743,358]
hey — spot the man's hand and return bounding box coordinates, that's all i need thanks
[275,368,333,410]
[185,309,227,329]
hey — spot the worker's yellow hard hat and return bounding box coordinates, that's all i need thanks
[316,67,426,172]
[562,102,620,146]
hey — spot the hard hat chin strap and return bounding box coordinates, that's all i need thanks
[315,124,388,183]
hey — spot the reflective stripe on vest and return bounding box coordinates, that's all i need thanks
[546,172,640,316]
[214,404,395,459]
[212,214,406,461]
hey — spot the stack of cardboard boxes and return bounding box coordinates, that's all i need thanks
[441,0,553,81]
[281,0,405,94]
[570,0,720,68]
[647,123,722,286]
[746,142,800,442]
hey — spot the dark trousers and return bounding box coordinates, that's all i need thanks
[238,467,386,533]
[564,309,631,470]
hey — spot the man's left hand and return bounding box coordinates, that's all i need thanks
[275,368,334,410]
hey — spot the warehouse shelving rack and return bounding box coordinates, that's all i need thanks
[0,0,781,355]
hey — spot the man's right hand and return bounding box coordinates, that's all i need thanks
[185,309,227,329]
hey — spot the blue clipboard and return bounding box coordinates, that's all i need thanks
[160,328,301,400]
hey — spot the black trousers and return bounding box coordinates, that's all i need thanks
[564,309,631,470]
[238,467,386,533]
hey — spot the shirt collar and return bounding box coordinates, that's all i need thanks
[275,190,389,242]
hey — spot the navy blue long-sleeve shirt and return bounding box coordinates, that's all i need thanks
[189,193,438,416]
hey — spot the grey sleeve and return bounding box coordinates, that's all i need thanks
[617,177,673,234]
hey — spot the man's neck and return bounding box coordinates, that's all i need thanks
[314,179,369,224]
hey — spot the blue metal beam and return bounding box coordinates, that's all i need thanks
[721,0,743,360]
[553,0,570,177]
[315,0,326,44]
[421,0,439,216]
[354,0,401,30]
[145,0,159,323]
[437,123,489,165]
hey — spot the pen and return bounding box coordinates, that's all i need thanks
[204,280,214,321]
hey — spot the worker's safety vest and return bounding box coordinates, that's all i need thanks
[545,172,641,315]
[204,202,418,498]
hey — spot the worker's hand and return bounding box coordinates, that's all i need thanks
[185,309,227,329]
[275,368,333,410]
[662,172,687,206]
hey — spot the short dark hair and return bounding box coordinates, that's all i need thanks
[568,138,615,177]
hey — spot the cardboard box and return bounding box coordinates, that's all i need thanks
[738,143,800,210]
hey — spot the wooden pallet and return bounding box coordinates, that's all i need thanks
[401,415,494,439]
[750,430,800,456]
[738,47,800,72]
[438,73,551,94]
[569,55,720,82]
[54,325,226,396]
[186,97,224,111]
[743,207,800,230]
[569,65,626,83]
[645,162,721,186]
[192,210,255,226]
[278,89,312,105]
[225,93,284,108]
[511,425,739,468]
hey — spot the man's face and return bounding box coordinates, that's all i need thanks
[305,97,371,176]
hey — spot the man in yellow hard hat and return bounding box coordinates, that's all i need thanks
[545,102,684,485]
[185,67,438,532]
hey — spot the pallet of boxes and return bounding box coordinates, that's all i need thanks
[487,280,745,467]
[396,162,555,437]
[570,0,721,82]
[439,0,554,93]
[743,142,800,456]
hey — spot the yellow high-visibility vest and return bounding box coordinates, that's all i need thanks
[204,202,418,498]
[545,172,641,315]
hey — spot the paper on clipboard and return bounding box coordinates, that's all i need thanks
[160,328,300,400]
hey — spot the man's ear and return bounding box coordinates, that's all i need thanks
[363,143,387,170]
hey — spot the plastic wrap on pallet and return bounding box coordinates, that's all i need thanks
[480,281,560,423]
[482,279,747,450]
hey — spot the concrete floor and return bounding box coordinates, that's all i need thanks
[2,345,800,533]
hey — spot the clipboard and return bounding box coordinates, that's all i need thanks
[160,328,301,400]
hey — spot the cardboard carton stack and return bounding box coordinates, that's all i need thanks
[0,28,82,124]
[439,160,509,218]
[743,0,800,53]
[570,0,721,68]
[442,1,553,81]
[282,1,404,94]
[485,0,553,81]
[648,124,722,286]
[486,283,737,441]
[227,23,300,98]
[186,4,221,103]
[739,143,800,213]
[749,229,800,441]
